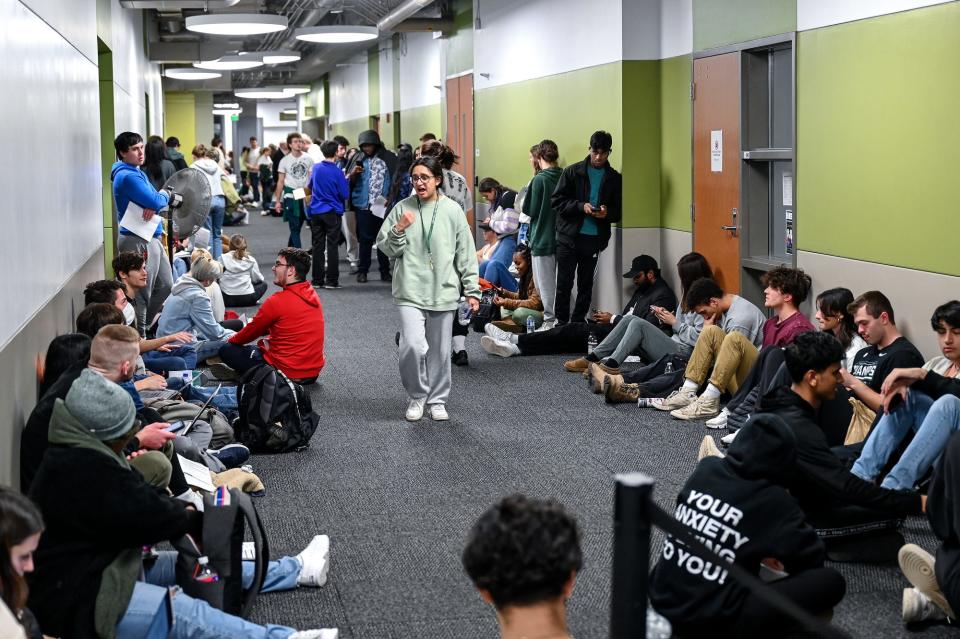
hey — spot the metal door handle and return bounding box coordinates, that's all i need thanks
[721,208,738,236]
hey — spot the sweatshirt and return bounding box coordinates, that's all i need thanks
[377,195,481,311]
[110,161,169,238]
[192,158,225,197]
[228,281,325,379]
[523,166,562,256]
[762,310,815,348]
[650,414,826,635]
[219,252,265,296]
[158,275,234,342]
[308,160,350,217]
[720,295,767,348]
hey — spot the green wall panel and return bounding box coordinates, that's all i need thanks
[693,0,795,51]
[474,63,623,211]
[330,116,371,149]
[797,2,960,276]
[399,103,442,146]
[660,54,692,232]
[367,47,380,116]
[622,61,661,228]
[446,0,474,76]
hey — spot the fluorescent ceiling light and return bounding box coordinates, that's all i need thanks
[281,85,310,95]
[186,13,287,36]
[212,109,243,116]
[194,55,264,70]
[235,87,294,99]
[281,109,297,115]
[295,25,378,43]
[260,49,301,64]
[214,102,240,109]
[164,68,222,80]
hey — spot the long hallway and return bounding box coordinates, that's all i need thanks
[237,212,948,638]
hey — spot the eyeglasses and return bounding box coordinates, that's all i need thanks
[411,174,436,183]
[274,260,290,268]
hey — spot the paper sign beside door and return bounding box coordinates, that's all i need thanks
[710,130,723,172]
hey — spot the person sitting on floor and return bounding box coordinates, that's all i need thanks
[479,254,677,360]
[488,244,544,334]
[754,331,923,562]
[0,487,44,639]
[478,177,519,236]
[26,368,336,639]
[654,275,770,420]
[462,494,582,639]
[220,248,325,384]
[852,300,960,492]
[477,221,517,290]
[220,234,268,307]
[158,255,236,364]
[650,413,846,637]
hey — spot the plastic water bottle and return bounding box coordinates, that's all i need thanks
[518,222,529,245]
[587,332,598,355]
[457,300,473,326]
[193,556,219,583]
[646,608,672,639]
[526,316,535,333]
[664,360,674,374]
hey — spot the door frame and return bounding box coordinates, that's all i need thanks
[691,32,798,293]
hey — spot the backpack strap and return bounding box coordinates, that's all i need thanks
[235,491,269,618]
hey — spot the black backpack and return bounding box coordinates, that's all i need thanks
[471,288,499,332]
[234,364,319,453]
[172,486,269,618]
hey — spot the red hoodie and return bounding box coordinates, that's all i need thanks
[228,281,325,379]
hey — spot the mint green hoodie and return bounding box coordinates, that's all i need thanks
[378,194,481,310]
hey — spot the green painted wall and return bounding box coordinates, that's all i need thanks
[367,47,380,117]
[622,61,661,228]
[475,63,623,205]
[693,0,795,51]
[399,103,442,146]
[329,116,370,149]
[659,54,692,232]
[797,2,960,276]
[446,0,474,76]
[304,78,327,118]
[164,92,197,157]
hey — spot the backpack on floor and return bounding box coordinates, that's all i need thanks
[146,397,235,449]
[171,486,268,618]
[234,364,319,453]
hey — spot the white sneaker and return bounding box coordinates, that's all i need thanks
[654,388,698,411]
[697,435,724,461]
[289,630,338,639]
[429,404,449,421]
[720,430,740,446]
[671,394,721,420]
[705,407,729,429]
[903,587,949,623]
[405,398,425,421]
[480,335,520,358]
[535,319,557,332]
[484,323,513,343]
[899,543,955,619]
[296,534,330,587]
[241,541,256,561]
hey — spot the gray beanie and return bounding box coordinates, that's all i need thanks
[190,256,222,283]
[65,369,137,441]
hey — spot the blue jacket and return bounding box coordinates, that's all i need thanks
[307,160,350,217]
[157,276,234,342]
[111,161,169,238]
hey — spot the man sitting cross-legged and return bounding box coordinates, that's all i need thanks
[480,254,676,360]
[656,277,767,419]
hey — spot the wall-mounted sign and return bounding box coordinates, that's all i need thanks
[710,130,723,172]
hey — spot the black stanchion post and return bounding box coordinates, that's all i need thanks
[610,472,655,639]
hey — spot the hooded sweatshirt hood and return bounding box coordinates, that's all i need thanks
[110,160,138,182]
[725,413,797,485]
[192,158,219,175]
[171,274,207,297]
[48,398,130,469]
[285,280,321,307]
[358,129,382,148]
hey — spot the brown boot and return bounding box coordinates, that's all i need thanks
[590,365,618,394]
[563,357,590,373]
[604,376,640,404]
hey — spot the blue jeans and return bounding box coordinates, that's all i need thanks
[852,391,960,490]
[196,339,227,363]
[482,260,519,292]
[118,551,301,638]
[143,343,198,374]
[206,196,226,259]
[167,377,239,417]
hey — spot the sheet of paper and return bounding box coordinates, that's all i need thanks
[176,454,215,492]
[710,130,723,172]
[292,188,307,200]
[370,196,388,219]
[119,202,162,241]
[782,173,793,206]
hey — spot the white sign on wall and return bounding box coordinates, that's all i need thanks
[710,130,723,172]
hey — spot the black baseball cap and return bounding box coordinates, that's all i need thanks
[623,255,658,278]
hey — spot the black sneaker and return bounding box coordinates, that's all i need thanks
[451,350,469,367]
[208,443,251,469]
[381,272,392,282]
[311,281,324,288]
[357,273,368,283]
[323,283,342,289]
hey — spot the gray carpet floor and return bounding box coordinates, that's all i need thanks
[228,209,958,638]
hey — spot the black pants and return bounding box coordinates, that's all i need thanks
[555,236,602,324]
[356,208,390,276]
[310,213,342,286]
[727,347,787,413]
[222,281,268,307]
[516,321,613,355]
[732,567,846,638]
[248,172,260,202]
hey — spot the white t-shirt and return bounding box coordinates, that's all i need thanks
[442,169,472,214]
[278,153,314,190]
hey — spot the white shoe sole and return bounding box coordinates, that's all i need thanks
[705,412,728,429]
[429,406,449,421]
[899,544,955,618]
[405,401,425,421]
[480,335,515,358]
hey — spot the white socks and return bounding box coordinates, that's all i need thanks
[452,335,466,352]
[703,384,722,399]
[507,333,518,344]
[681,379,698,392]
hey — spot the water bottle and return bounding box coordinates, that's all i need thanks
[457,300,473,326]
[193,556,220,583]
[664,360,673,374]
[526,316,536,333]
[646,608,673,639]
[518,222,529,245]
[587,332,598,355]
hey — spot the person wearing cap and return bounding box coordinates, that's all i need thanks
[158,255,236,363]
[26,369,338,639]
[550,130,623,325]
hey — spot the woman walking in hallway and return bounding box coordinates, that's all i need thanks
[378,156,480,422]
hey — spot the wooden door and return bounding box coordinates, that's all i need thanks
[445,74,475,226]
[693,53,741,293]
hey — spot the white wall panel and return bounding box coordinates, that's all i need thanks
[329,59,369,122]
[660,0,693,58]
[798,0,954,31]
[0,1,102,349]
[379,38,396,114]
[20,0,97,63]
[622,0,662,60]
[397,32,441,111]
[475,0,623,90]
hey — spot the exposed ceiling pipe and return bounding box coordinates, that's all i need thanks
[377,0,436,33]
[279,6,330,50]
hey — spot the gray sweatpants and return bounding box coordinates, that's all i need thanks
[117,234,173,334]
[398,306,455,405]
[532,254,557,324]
[593,314,680,364]
[343,209,359,265]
